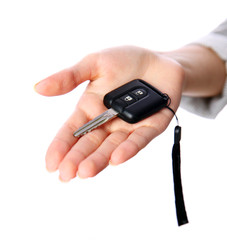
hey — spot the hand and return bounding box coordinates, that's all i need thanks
[35,46,184,181]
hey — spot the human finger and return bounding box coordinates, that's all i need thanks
[45,89,109,173]
[77,130,129,179]
[34,53,98,96]
[45,108,89,172]
[58,128,109,182]
[110,126,159,165]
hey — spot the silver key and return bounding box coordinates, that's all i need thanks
[73,108,118,137]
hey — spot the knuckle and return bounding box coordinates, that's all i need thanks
[85,131,102,146]
[107,131,128,146]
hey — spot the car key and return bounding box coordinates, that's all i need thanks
[73,79,170,137]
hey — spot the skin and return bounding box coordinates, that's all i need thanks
[34,45,226,182]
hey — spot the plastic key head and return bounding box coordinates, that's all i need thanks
[104,79,169,123]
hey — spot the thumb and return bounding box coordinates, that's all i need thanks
[34,54,98,96]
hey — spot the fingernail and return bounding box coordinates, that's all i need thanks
[34,81,41,92]
[109,160,118,166]
[46,161,58,173]
[59,174,71,182]
[77,172,86,179]
[59,175,65,182]
[34,80,46,93]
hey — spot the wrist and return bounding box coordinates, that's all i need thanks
[144,50,185,112]
[161,45,226,97]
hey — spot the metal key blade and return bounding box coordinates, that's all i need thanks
[73,108,118,137]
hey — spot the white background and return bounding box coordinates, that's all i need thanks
[0,0,227,239]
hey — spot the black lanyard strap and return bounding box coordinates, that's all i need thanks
[172,125,188,226]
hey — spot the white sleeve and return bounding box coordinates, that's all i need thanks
[180,19,227,119]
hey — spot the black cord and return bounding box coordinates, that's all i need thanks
[166,106,179,125]
[165,106,189,226]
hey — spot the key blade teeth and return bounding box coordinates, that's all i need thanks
[73,116,106,137]
[73,125,96,137]
[73,109,118,138]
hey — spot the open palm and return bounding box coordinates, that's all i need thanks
[35,46,184,181]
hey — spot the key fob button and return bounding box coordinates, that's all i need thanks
[120,94,136,105]
[131,88,147,99]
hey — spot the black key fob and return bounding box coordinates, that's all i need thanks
[103,79,170,123]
